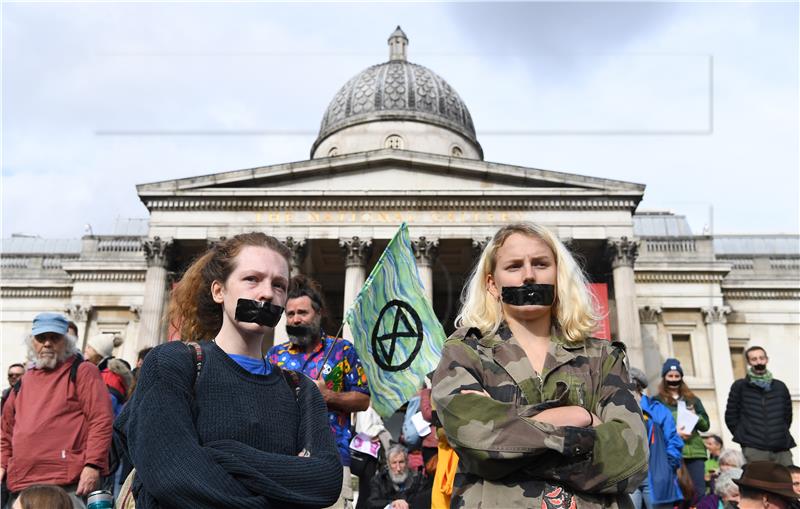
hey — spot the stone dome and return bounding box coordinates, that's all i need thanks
[312,27,482,159]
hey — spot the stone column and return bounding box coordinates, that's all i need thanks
[284,236,308,276]
[607,237,644,369]
[703,305,734,446]
[638,306,664,384]
[340,237,371,339]
[271,237,309,348]
[136,237,172,350]
[411,237,438,302]
[120,305,142,364]
[65,303,90,349]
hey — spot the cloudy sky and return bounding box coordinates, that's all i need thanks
[3,1,798,239]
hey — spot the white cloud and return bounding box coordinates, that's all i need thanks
[2,2,797,238]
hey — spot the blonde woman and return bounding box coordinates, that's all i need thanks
[431,223,647,508]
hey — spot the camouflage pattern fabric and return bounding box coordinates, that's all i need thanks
[431,324,648,508]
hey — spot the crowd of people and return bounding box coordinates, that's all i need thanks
[0,224,797,509]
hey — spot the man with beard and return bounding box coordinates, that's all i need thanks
[367,445,427,509]
[0,313,113,508]
[725,346,796,466]
[268,275,370,509]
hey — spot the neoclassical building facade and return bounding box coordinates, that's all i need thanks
[2,27,798,456]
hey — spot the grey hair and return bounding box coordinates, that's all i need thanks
[387,444,408,462]
[25,333,80,368]
[718,449,746,469]
[715,468,743,498]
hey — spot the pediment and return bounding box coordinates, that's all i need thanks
[239,165,574,192]
[137,149,644,199]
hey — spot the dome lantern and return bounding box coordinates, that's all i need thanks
[388,26,408,61]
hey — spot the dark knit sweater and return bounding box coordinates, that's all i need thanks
[114,341,342,509]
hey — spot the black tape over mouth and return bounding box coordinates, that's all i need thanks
[285,325,312,337]
[501,284,555,306]
[234,299,284,327]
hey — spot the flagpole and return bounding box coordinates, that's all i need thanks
[316,320,346,380]
[320,223,407,381]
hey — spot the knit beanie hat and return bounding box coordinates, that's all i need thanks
[661,358,684,378]
[88,333,124,359]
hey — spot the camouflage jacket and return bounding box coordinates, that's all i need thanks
[431,324,648,509]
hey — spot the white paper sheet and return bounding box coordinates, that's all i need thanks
[410,411,432,437]
[349,432,381,458]
[677,400,699,432]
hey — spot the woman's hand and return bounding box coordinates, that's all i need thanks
[460,389,490,397]
[534,406,602,427]
[677,425,692,441]
[460,390,602,427]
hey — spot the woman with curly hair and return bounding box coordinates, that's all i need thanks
[114,232,342,508]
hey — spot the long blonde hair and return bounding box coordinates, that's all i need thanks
[456,223,598,343]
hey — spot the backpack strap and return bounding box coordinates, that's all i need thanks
[279,367,302,401]
[185,341,204,389]
[69,353,84,384]
[108,386,127,405]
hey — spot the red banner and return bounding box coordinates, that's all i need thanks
[588,283,611,340]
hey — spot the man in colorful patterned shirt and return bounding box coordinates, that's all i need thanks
[268,275,370,509]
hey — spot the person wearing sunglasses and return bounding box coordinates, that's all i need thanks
[0,312,113,508]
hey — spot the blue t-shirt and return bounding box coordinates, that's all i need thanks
[227,353,272,375]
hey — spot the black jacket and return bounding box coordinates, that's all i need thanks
[725,376,796,451]
[367,468,429,509]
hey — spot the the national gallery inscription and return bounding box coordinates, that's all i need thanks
[255,210,525,224]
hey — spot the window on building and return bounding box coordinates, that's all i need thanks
[385,135,404,150]
[328,147,339,157]
[729,339,748,380]
[451,146,463,157]
[671,334,695,376]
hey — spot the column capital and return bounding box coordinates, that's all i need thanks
[340,237,372,268]
[283,236,308,273]
[411,237,439,267]
[638,305,662,324]
[143,237,173,268]
[702,305,731,325]
[206,237,227,250]
[129,305,142,322]
[166,271,181,286]
[472,236,492,257]
[65,303,90,323]
[607,237,639,269]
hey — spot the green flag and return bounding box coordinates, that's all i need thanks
[345,223,446,419]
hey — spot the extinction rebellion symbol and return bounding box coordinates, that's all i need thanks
[371,300,424,372]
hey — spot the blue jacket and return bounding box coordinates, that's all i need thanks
[641,395,684,504]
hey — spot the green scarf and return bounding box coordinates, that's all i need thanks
[747,367,773,390]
